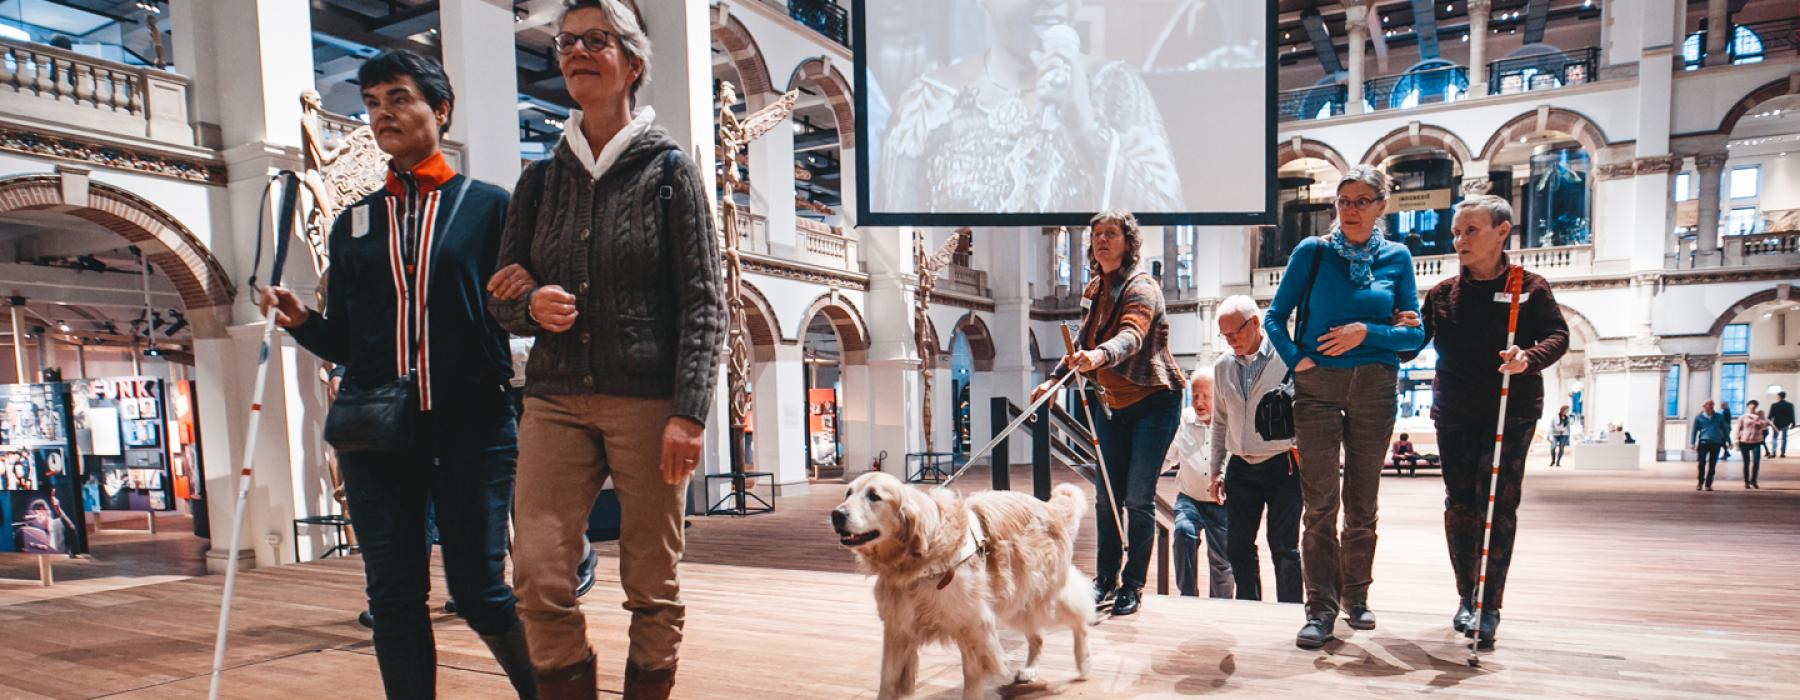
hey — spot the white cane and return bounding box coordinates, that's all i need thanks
[1468,265,1524,668]
[210,173,300,699]
[1058,323,1130,565]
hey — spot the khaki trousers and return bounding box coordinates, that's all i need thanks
[512,394,687,672]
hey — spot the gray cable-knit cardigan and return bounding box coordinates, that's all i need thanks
[490,126,725,424]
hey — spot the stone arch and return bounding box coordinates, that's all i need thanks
[1360,122,1475,172]
[950,312,996,372]
[1717,75,1800,135]
[1559,303,1601,348]
[797,292,870,363]
[735,280,782,361]
[1707,287,1789,339]
[0,172,233,337]
[1277,137,1350,175]
[787,56,856,149]
[1478,107,1611,164]
[710,10,774,96]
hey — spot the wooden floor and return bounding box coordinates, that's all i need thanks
[2,453,1798,698]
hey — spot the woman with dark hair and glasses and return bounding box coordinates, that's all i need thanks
[262,49,536,698]
[1264,164,1424,650]
[1030,208,1186,618]
[484,1,725,697]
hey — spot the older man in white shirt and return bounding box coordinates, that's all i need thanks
[1211,295,1303,603]
[1166,370,1233,598]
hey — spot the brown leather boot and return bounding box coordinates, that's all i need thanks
[532,652,595,700]
[622,660,676,700]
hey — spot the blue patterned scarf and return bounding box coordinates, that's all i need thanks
[1328,229,1384,289]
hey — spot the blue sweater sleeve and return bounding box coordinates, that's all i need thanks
[1362,247,1425,352]
[1264,239,1318,368]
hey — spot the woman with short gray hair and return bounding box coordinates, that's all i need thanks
[1264,164,1424,649]
[486,1,725,697]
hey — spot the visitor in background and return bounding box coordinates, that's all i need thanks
[1166,370,1232,599]
[1210,294,1302,604]
[1391,433,1423,470]
[1769,392,1793,458]
[1691,400,1728,492]
[1736,400,1768,489]
[1550,405,1571,467]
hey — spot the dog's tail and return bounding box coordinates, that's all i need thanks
[1048,482,1087,533]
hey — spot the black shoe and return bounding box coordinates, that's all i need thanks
[1345,604,1376,630]
[1296,617,1336,649]
[1707,486,1714,491]
[1111,588,1142,616]
[444,599,458,614]
[1093,578,1116,608]
[358,609,374,629]
[1452,600,1475,633]
[1476,609,1500,651]
[575,541,599,598]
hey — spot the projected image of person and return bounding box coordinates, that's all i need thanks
[879,0,1182,214]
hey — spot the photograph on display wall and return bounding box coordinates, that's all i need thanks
[2,448,38,491]
[4,491,76,554]
[73,378,173,512]
[168,380,204,502]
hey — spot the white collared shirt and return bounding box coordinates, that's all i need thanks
[561,106,657,180]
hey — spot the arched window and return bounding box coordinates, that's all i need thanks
[1684,26,1765,70]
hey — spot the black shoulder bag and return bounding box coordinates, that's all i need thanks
[324,178,472,453]
[1255,246,1324,441]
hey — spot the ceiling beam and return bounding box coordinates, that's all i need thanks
[1300,9,1344,75]
[1409,0,1440,60]
[1523,0,1551,45]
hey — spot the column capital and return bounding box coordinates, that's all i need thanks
[1634,155,1681,175]
[1693,151,1731,172]
[1684,354,1718,371]
[1466,0,1493,13]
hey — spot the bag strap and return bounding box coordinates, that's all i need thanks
[1285,246,1326,382]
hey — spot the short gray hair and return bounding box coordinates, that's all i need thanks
[1333,164,1390,236]
[1454,194,1514,228]
[1216,295,1260,322]
[561,0,653,104]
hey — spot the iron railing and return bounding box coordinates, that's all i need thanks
[788,0,849,48]
[1362,65,1469,113]
[1277,83,1347,123]
[1489,47,1600,96]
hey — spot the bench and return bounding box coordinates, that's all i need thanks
[1385,454,1441,476]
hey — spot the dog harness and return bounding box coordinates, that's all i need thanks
[927,516,990,591]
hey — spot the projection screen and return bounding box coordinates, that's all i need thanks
[853,0,1276,227]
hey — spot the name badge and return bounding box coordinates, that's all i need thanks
[1494,291,1530,303]
[1079,297,1092,310]
[350,205,370,238]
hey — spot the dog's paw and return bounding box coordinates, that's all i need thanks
[1010,666,1039,685]
[1074,654,1090,680]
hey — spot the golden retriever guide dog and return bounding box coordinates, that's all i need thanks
[832,472,1093,699]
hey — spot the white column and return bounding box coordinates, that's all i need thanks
[1694,152,1727,266]
[1704,0,1730,67]
[747,95,798,255]
[752,343,809,493]
[864,228,924,475]
[1468,0,1492,95]
[176,0,320,571]
[840,361,872,477]
[439,0,523,187]
[1665,156,1686,269]
[638,0,716,198]
[1344,5,1369,115]
[986,228,1037,468]
[1685,355,1715,413]
[1161,227,1179,293]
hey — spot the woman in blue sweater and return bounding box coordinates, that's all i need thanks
[1264,165,1424,649]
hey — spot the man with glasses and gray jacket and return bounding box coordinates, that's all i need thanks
[1210,295,1303,604]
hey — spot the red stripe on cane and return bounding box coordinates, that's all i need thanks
[1482,548,1489,555]
[240,468,251,476]
[250,403,261,411]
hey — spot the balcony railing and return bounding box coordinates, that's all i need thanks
[1361,65,1468,114]
[1687,19,1799,69]
[944,265,990,297]
[788,0,849,48]
[1277,83,1346,123]
[796,217,859,271]
[1488,47,1599,96]
[1252,244,1595,297]
[0,37,193,146]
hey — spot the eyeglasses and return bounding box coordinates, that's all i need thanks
[553,29,618,55]
[1221,314,1257,339]
[1334,196,1385,210]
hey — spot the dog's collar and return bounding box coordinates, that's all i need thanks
[925,516,989,590]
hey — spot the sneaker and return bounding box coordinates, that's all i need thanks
[1452,600,1476,633]
[575,541,600,598]
[357,610,374,629]
[1345,604,1377,630]
[1296,617,1336,649]
[1111,588,1143,616]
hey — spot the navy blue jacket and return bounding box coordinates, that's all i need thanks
[1690,411,1730,447]
[289,168,513,410]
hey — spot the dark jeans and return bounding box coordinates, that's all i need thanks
[1695,442,1722,488]
[1439,419,1534,611]
[1293,364,1398,619]
[1550,435,1568,465]
[1773,425,1789,457]
[1224,451,1302,603]
[340,387,521,697]
[1739,442,1763,485]
[1172,493,1232,598]
[1088,388,1180,592]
